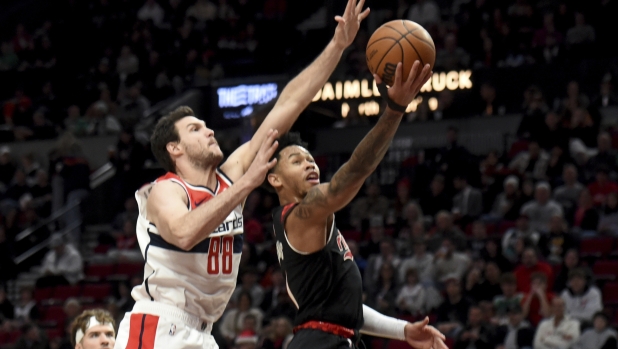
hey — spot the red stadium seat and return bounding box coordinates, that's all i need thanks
[113,263,144,277]
[81,284,112,302]
[46,328,63,340]
[34,287,54,303]
[52,285,81,301]
[603,282,618,305]
[42,305,66,330]
[498,221,516,234]
[593,260,618,281]
[341,230,362,242]
[85,264,114,282]
[508,140,529,159]
[580,237,614,258]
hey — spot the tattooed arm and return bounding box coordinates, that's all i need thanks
[285,61,433,253]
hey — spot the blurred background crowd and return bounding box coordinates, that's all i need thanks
[1,0,618,349]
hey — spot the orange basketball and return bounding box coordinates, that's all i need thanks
[366,20,436,86]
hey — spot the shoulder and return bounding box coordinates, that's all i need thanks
[150,180,187,198]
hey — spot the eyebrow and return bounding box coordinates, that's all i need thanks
[287,153,301,158]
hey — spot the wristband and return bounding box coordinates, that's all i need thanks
[376,82,408,113]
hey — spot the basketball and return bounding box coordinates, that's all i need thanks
[366,20,436,86]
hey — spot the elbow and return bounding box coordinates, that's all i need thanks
[175,237,195,251]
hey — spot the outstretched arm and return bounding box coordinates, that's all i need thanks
[361,305,448,349]
[223,0,370,176]
[289,62,432,226]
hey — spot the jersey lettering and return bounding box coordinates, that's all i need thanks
[207,236,235,275]
[336,232,354,261]
[213,216,243,234]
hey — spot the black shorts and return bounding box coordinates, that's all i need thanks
[288,329,357,349]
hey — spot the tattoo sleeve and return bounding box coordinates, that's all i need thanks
[293,108,404,219]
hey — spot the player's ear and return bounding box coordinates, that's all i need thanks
[75,341,83,349]
[267,173,282,189]
[166,141,181,156]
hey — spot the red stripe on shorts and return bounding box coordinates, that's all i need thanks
[125,314,143,349]
[141,315,160,349]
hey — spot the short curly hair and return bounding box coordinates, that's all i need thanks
[70,309,116,347]
[150,106,195,173]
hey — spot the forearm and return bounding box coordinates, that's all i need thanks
[172,178,254,250]
[360,304,407,340]
[333,108,403,186]
[277,40,344,108]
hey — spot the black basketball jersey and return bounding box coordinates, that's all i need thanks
[272,203,364,330]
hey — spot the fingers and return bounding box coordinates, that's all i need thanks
[260,129,279,155]
[334,15,345,24]
[344,0,355,16]
[435,338,449,349]
[355,0,366,14]
[359,7,370,21]
[373,74,382,85]
[406,60,421,86]
[426,326,446,341]
[412,64,432,94]
[394,62,403,87]
[266,158,278,170]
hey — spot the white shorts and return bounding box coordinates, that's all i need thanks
[114,301,218,349]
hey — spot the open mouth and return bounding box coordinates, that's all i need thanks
[306,172,319,184]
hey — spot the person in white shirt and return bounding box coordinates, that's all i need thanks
[433,238,470,282]
[572,312,618,349]
[533,297,580,349]
[396,268,441,316]
[137,0,165,27]
[560,268,603,325]
[35,233,84,288]
[520,182,564,233]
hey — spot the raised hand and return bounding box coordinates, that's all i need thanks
[333,0,370,49]
[404,317,449,349]
[374,61,432,109]
[244,129,279,187]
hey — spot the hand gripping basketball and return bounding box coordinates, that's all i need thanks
[374,61,432,113]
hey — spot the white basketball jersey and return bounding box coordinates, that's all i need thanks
[132,169,243,323]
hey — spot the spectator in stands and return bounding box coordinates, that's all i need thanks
[436,277,473,337]
[395,202,423,251]
[0,41,19,71]
[493,273,524,325]
[63,298,82,333]
[539,112,570,152]
[0,146,16,190]
[539,215,577,264]
[114,281,134,313]
[364,238,401,290]
[435,127,474,186]
[565,12,595,49]
[347,240,367,275]
[454,305,499,349]
[116,45,139,81]
[232,267,265,308]
[419,175,452,218]
[137,0,165,27]
[572,312,617,349]
[532,13,563,65]
[0,284,14,324]
[560,268,602,326]
[533,297,580,349]
[514,247,553,293]
[495,303,534,349]
[491,175,524,221]
[436,34,470,71]
[391,178,413,224]
[366,262,398,317]
[349,182,389,231]
[29,170,52,218]
[69,308,116,349]
[509,141,549,181]
[13,323,48,349]
[35,233,84,288]
[502,214,540,263]
[433,238,471,282]
[428,211,467,252]
[399,239,435,286]
[468,221,489,259]
[234,330,258,349]
[220,291,263,344]
[520,182,563,232]
[13,286,39,324]
[396,268,429,316]
[117,83,150,129]
[0,226,16,283]
[479,82,506,117]
[452,174,483,226]
[573,189,600,233]
[521,272,554,327]
[406,0,440,28]
[586,133,617,176]
[260,268,285,313]
[592,75,618,108]
[554,164,584,214]
[261,316,293,349]
[587,167,618,207]
[360,216,385,258]
[598,192,618,235]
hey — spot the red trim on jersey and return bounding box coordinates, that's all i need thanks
[142,315,159,349]
[293,321,355,339]
[125,314,143,349]
[281,203,298,224]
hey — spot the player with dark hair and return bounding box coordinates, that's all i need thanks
[114,1,371,349]
[266,62,447,349]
